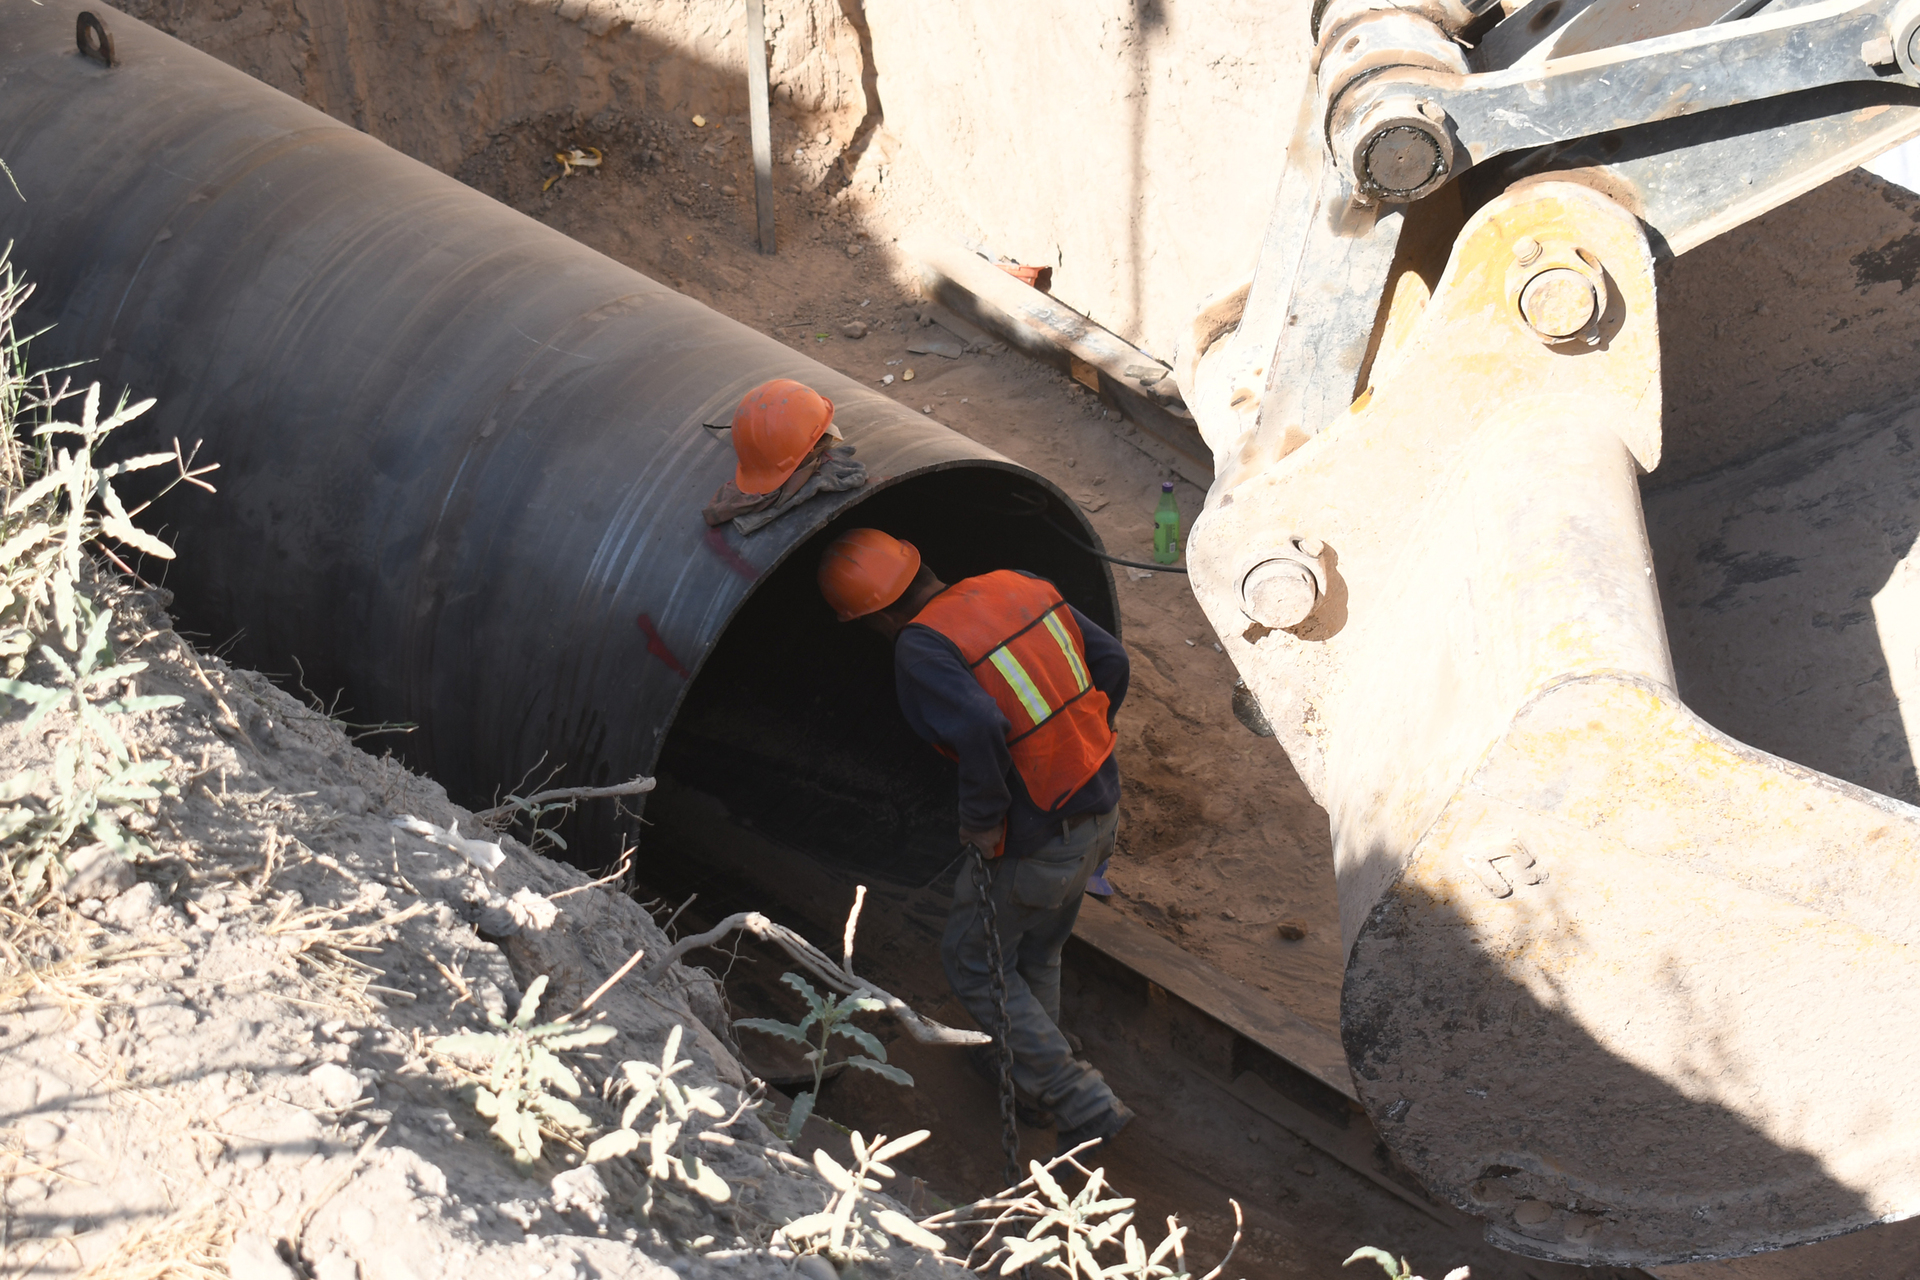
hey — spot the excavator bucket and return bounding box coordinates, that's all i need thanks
[1177,0,1920,1255]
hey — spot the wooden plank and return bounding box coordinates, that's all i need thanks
[744,0,775,255]
[1218,1071,1456,1227]
[908,237,1181,406]
[1064,909,1471,1224]
[1071,902,1356,1102]
[906,237,1213,481]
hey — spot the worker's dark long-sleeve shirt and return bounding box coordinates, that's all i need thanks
[894,578,1128,859]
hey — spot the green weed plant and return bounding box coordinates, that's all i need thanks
[0,250,207,904]
[776,1129,946,1261]
[585,1022,732,1207]
[735,971,912,1141]
[433,973,617,1164]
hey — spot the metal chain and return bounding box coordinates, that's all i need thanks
[970,845,1023,1189]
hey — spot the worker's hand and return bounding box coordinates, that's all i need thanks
[959,823,1005,856]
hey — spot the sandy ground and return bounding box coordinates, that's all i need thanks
[0,577,953,1279]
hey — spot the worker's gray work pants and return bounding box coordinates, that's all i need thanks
[942,807,1121,1132]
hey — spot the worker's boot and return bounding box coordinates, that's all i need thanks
[1055,1097,1133,1159]
[967,1044,1056,1128]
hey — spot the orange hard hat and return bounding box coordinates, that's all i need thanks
[818,528,921,622]
[731,379,834,495]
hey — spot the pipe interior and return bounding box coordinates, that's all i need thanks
[649,465,1113,889]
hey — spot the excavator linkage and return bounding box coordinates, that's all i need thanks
[1179,0,1920,1264]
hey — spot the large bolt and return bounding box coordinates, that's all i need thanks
[1360,121,1446,200]
[1518,267,1597,341]
[1242,559,1321,629]
[1335,94,1456,203]
[1890,0,1920,76]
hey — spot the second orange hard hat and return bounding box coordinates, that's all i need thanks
[731,379,835,495]
[818,528,921,621]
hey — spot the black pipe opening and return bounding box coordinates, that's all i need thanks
[0,0,1116,903]
[650,465,1112,891]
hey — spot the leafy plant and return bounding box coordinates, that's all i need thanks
[993,1162,1142,1278]
[585,1023,732,1205]
[0,593,182,754]
[0,576,185,900]
[433,974,617,1164]
[735,971,912,1141]
[922,1157,1242,1280]
[0,252,208,904]
[776,1129,944,1262]
[1343,1248,1468,1280]
[0,742,175,901]
[485,785,578,854]
[1,381,203,655]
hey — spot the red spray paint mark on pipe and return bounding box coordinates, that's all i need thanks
[635,613,692,680]
[704,526,762,581]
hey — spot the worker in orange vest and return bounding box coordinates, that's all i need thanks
[817,528,1134,1156]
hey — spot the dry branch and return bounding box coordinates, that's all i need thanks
[473,775,655,823]
[638,909,988,1047]
[390,815,505,873]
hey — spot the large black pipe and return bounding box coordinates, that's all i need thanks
[0,1,1115,885]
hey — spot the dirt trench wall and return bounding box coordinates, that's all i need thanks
[862,0,1306,363]
[111,0,869,170]
[111,0,1307,366]
[94,0,1920,486]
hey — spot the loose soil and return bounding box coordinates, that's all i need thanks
[0,579,948,1278]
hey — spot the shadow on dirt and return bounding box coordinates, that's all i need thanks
[1644,393,1920,804]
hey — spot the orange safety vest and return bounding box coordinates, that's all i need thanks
[911,571,1117,813]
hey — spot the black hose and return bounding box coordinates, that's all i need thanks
[1039,503,1189,574]
[1054,529,1189,575]
[989,486,1188,574]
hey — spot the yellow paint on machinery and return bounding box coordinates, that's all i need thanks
[1186,181,1920,1264]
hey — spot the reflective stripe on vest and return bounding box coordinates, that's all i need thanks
[911,570,1117,811]
[1042,611,1092,692]
[982,610,1094,733]
[987,646,1053,726]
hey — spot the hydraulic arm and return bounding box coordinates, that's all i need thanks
[1178,0,1920,1265]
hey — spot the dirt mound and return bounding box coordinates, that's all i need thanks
[107,0,867,175]
[0,578,945,1278]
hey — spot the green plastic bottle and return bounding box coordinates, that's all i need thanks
[1153,481,1181,565]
